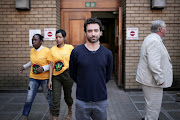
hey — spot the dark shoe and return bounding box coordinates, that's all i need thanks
[20,115,28,120]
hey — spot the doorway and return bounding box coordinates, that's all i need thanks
[61,8,123,87]
[91,11,116,72]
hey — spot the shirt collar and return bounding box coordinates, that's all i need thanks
[36,45,43,52]
[155,33,163,41]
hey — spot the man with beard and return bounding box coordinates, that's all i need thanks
[69,18,113,120]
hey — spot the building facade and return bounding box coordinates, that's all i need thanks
[0,0,179,89]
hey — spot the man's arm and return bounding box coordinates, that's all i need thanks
[69,50,77,83]
[147,40,164,85]
[106,52,113,83]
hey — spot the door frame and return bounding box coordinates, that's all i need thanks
[61,8,123,87]
[115,8,123,86]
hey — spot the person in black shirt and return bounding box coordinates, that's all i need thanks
[69,18,113,120]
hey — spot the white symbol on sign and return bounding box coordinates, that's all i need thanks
[130,31,135,36]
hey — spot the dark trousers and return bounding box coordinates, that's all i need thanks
[52,70,73,117]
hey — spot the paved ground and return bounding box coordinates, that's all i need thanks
[0,79,179,120]
[127,91,180,120]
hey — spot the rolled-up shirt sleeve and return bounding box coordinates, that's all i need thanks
[42,64,50,72]
[23,61,31,70]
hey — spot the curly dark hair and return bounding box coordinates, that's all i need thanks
[84,18,102,32]
[33,34,44,41]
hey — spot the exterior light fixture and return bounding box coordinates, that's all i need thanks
[15,0,30,10]
[151,0,166,9]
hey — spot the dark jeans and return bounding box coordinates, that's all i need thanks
[22,78,52,116]
[52,69,73,117]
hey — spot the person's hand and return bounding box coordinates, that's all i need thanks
[48,80,52,90]
[36,67,44,74]
[19,66,25,74]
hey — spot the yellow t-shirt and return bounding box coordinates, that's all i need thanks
[47,44,74,76]
[29,46,50,80]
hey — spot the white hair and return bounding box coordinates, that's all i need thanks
[151,20,165,33]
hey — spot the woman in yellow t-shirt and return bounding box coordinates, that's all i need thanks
[19,34,52,120]
[48,29,74,120]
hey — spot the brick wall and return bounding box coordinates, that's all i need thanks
[0,0,179,90]
[124,0,180,89]
[0,0,60,89]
